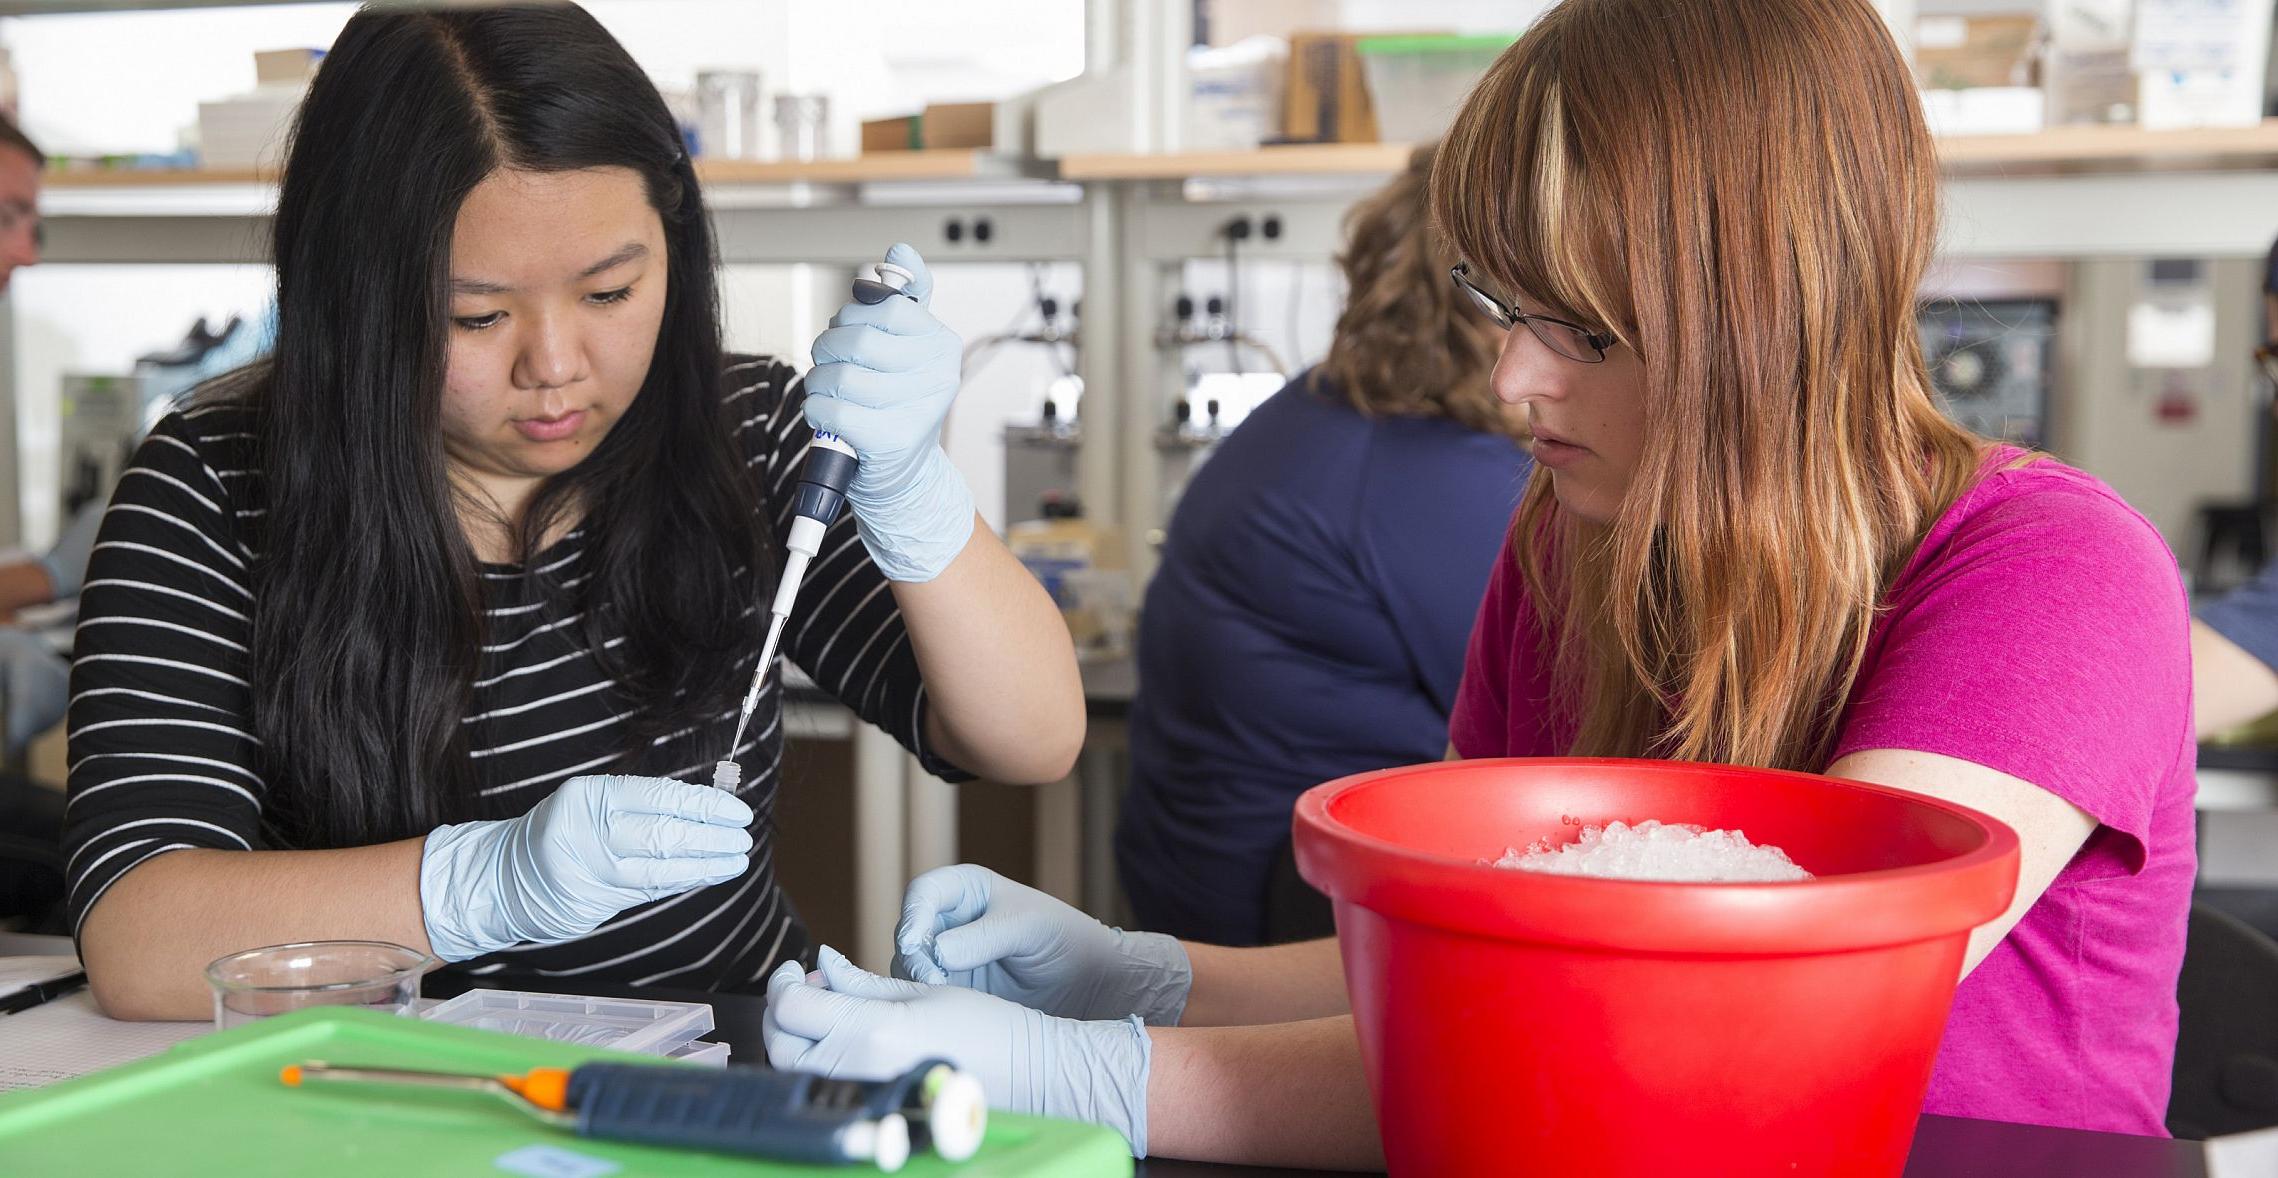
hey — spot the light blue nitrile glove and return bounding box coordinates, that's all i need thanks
[894,864,1192,1026]
[764,947,1154,1157]
[419,774,755,962]
[804,243,977,583]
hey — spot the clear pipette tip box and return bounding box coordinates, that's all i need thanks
[418,989,719,1059]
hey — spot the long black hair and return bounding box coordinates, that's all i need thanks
[243,3,766,846]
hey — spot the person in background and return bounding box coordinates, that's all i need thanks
[0,117,56,626]
[0,111,270,759]
[0,114,37,295]
[0,114,62,929]
[0,115,67,755]
[763,0,2194,1164]
[2192,237,2278,734]
[1115,144,1531,947]
[65,3,1081,1018]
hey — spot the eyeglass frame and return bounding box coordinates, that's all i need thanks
[2256,340,2278,388]
[1450,262,1619,364]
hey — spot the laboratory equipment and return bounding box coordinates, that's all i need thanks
[1003,419,1079,528]
[55,374,144,524]
[695,70,762,159]
[1005,498,1131,659]
[419,988,721,1060]
[713,257,915,792]
[773,94,830,161]
[281,1056,985,1172]
[1918,297,2055,448]
[1293,757,2020,1178]
[205,940,433,1030]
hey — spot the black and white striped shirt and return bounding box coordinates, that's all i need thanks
[61,356,956,991]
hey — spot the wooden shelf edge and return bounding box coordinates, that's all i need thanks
[1058,142,1417,180]
[1938,118,2278,171]
[43,149,1044,190]
[42,167,269,187]
[1064,121,2278,180]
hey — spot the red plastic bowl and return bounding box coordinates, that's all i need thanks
[1293,758,2021,1177]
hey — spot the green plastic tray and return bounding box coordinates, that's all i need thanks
[0,1007,1132,1176]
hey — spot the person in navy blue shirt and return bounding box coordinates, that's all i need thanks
[2195,236,2278,735]
[1115,145,1533,946]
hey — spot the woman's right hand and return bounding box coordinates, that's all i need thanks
[894,863,1192,1026]
[419,775,753,962]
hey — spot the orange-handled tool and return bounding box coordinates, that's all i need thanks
[281,1059,944,1171]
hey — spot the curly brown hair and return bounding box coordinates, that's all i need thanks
[1318,143,1512,436]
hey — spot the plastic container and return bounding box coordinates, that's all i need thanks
[668,1038,732,1067]
[1292,758,2021,1178]
[205,940,433,1030]
[419,988,714,1056]
[1354,34,1519,143]
[773,94,830,162]
[696,69,762,159]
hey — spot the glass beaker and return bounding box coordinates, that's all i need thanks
[205,940,434,1030]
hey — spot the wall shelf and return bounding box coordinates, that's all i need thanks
[45,119,2278,193]
[41,149,1046,190]
[1059,142,1415,180]
[1938,119,2278,174]
[1057,119,2278,182]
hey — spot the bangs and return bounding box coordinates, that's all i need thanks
[1430,32,1633,340]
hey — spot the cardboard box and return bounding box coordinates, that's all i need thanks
[920,102,997,150]
[1033,67,1144,157]
[861,115,921,153]
[1283,32,1440,143]
[861,104,1000,153]
[198,89,305,170]
[254,47,323,85]
[1913,14,2040,90]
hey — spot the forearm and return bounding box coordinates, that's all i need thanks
[79,841,432,1020]
[2193,619,2278,735]
[1179,937,1349,1026]
[895,514,1084,783]
[0,559,55,618]
[1145,1016,1382,1168]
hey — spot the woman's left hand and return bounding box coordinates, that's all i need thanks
[805,243,976,583]
[765,946,1153,1156]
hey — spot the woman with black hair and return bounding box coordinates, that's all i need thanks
[63,3,1081,1018]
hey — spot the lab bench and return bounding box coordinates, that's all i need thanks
[0,935,2220,1176]
[431,966,2210,1178]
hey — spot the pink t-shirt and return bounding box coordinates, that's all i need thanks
[1449,449,2196,1136]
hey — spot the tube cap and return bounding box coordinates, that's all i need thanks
[925,1071,988,1162]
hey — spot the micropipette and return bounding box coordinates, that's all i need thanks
[714,256,918,791]
[281,1057,986,1171]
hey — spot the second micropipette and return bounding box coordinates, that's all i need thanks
[714,257,918,791]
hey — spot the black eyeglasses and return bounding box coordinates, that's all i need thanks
[1450,263,1617,364]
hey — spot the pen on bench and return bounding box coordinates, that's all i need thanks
[0,971,88,1015]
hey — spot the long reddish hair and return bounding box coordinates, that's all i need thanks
[1431,0,1988,770]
